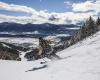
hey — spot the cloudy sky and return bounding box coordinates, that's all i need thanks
[0,0,100,24]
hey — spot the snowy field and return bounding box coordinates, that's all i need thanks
[0,37,39,47]
[0,31,100,80]
[0,37,38,44]
[0,36,61,47]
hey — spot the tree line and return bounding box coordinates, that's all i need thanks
[42,16,100,58]
[68,16,100,46]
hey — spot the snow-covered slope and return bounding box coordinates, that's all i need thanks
[0,32,100,80]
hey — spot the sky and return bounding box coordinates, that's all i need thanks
[0,0,100,24]
[0,0,88,13]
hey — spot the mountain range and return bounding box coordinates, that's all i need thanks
[0,22,80,38]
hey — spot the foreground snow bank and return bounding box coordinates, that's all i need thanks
[0,32,100,80]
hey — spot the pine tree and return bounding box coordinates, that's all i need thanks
[96,17,100,31]
[96,17,100,26]
[85,16,96,35]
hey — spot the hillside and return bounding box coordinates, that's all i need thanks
[0,31,100,80]
[0,41,29,60]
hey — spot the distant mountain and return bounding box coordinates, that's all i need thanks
[0,22,80,38]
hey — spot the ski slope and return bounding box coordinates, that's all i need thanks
[0,32,100,80]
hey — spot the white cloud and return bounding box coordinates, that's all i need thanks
[64,1,72,6]
[0,2,38,15]
[72,0,100,14]
[0,11,96,24]
[0,1,99,24]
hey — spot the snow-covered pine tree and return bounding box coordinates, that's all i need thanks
[96,17,100,30]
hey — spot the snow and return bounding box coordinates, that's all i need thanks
[45,36,60,42]
[0,31,100,80]
[0,31,40,35]
[0,37,39,47]
[56,34,70,37]
[0,37,38,44]
[21,31,40,34]
[66,27,80,30]
[1,43,11,48]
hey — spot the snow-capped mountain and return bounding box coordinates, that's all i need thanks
[0,29,100,80]
[0,22,80,38]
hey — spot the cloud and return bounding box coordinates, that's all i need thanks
[64,1,72,6]
[0,1,99,24]
[72,0,100,14]
[0,2,38,15]
[0,11,96,24]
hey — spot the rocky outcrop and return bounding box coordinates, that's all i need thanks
[24,49,39,61]
[24,38,62,61]
[0,42,22,61]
